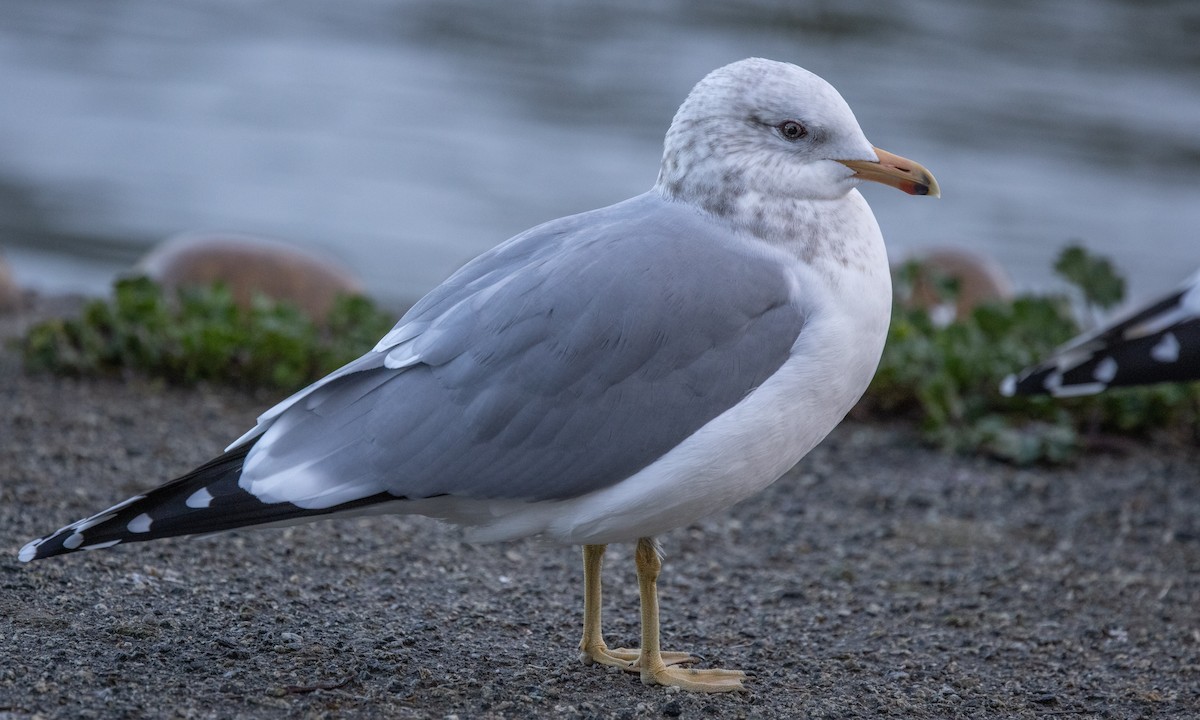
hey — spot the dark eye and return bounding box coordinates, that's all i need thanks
[778,120,808,141]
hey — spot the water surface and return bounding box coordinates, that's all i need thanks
[1,0,1197,306]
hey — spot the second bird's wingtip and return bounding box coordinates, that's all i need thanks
[17,541,38,563]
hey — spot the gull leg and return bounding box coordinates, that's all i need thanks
[578,544,695,671]
[579,544,638,667]
[633,537,748,692]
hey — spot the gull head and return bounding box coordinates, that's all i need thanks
[656,58,939,213]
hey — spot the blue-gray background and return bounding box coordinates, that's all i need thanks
[1,0,1197,305]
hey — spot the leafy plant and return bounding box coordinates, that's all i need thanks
[22,276,397,391]
[1054,244,1125,312]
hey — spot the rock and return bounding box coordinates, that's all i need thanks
[137,233,364,322]
[897,247,1013,324]
[0,253,21,313]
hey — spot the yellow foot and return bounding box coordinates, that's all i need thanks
[642,665,749,693]
[580,644,697,672]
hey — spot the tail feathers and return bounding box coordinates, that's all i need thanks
[19,444,396,562]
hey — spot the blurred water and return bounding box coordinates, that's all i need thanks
[0,0,1198,306]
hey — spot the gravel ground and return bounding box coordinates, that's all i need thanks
[1,299,1198,719]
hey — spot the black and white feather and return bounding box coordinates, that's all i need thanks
[1002,269,1200,397]
[18,445,397,562]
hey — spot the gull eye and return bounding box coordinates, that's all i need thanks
[778,120,808,141]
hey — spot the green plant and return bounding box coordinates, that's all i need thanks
[22,276,397,391]
[1054,244,1125,312]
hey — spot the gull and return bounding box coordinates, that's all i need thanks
[18,58,938,692]
[1002,269,1200,397]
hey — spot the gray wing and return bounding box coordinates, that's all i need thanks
[237,192,806,507]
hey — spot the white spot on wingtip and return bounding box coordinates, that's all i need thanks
[999,375,1016,397]
[73,514,115,533]
[1051,381,1106,398]
[186,487,214,509]
[63,533,85,550]
[1094,357,1118,383]
[73,495,148,533]
[1151,333,1180,363]
[18,542,38,562]
[81,539,122,551]
[127,513,153,534]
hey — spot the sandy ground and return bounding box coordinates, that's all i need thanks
[1,299,1198,719]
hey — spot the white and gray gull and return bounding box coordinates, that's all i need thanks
[19,58,939,692]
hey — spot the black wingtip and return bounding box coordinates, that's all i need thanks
[18,444,253,562]
[19,442,401,562]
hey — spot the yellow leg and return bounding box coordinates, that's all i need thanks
[578,543,695,671]
[633,537,748,692]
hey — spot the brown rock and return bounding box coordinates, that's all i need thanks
[137,234,364,322]
[0,253,21,314]
[897,247,1013,324]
